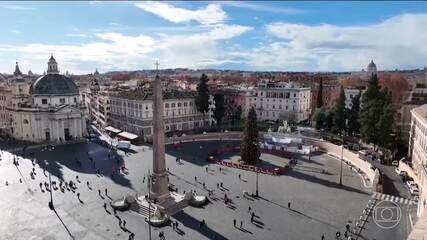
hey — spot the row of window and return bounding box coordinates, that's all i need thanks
[256,91,309,99]
[111,99,194,110]
[40,97,77,105]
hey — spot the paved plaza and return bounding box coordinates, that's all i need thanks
[0,138,411,240]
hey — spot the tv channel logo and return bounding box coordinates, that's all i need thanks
[373,200,402,229]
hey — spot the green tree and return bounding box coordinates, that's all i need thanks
[347,93,361,136]
[195,74,210,126]
[316,79,323,108]
[313,108,326,130]
[360,74,395,149]
[240,107,260,165]
[213,93,225,125]
[324,110,334,131]
[332,86,346,133]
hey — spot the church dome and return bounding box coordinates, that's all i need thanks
[368,60,376,68]
[29,55,79,95]
[30,74,79,95]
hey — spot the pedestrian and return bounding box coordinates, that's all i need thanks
[321,235,325,240]
[194,176,197,181]
[202,182,205,188]
[105,188,108,196]
[248,206,251,212]
[238,174,241,179]
[240,220,243,228]
[77,193,80,198]
[98,189,101,195]
[220,182,223,188]
[123,220,126,228]
[104,203,107,209]
[233,219,236,227]
[129,233,135,240]
[251,212,255,222]
[172,222,175,230]
[175,221,179,229]
[216,183,219,188]
[200,219,205,229]
[288,202,291,209]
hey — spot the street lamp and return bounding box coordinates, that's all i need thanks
[339,119,348,186]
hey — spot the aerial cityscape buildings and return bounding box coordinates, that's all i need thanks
[0,1,427,240]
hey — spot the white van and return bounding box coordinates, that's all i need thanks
[117,140,131,150]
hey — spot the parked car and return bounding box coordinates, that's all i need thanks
[395,168,401,175]
[406,180,417,189]
[410,187,419,196]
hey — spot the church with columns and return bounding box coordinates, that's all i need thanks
[8,56,87,142]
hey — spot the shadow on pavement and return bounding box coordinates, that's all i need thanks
[174,211,228,240]
[287,169,369,195]
[15,142,133,189]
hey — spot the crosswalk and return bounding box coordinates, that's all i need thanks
[371,192,417,205]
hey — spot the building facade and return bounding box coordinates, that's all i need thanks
[408,104,427,216]
[8,56,87,142]
[81,78,111,128]
[245,80,311,123]
[109,88,212,139]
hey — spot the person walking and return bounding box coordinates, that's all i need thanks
[123,220,126,228]
[251,212,255,222]
[98,189,101,196]
[220,182,223,188]
[233,219,236,227]
[248,206,251,212]
[288,202,291,209]
[238,174,241,179]
[105,188,108,196]
[240,221,243,228]
[321,235,325,240]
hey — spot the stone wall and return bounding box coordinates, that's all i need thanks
[300,137,377,188]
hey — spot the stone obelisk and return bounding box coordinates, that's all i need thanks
[150,62,171,204]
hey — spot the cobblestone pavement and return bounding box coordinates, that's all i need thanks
[0,139,402,240]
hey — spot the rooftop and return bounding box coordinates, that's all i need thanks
[113,88,196,101]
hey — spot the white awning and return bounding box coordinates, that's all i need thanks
[105,126,122,134]
[118,131,139,140]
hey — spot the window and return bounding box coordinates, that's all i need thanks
[184,102,188,107]
[172,103,176,108]
[42,99,47,104]
[165,103,169,108]
[60,98,66,104]
[178,102,182,107]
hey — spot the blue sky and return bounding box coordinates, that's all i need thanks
[1,1,427,74]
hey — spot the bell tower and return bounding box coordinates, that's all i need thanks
[47,54,59,74]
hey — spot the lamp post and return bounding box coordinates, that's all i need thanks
[255,170,259,197]
[339,119,348,186]
[147,169,152,240]
[48,173,54,210]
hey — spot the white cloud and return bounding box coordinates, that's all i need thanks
[242,13,427,71]
[1,5,36,10]
[9,30,21,34]
[66,33,88,38]
[135,2,227,25]
[221,1,303,14]
[1,24,252,73]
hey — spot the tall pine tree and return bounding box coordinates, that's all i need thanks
[195,74,210,126]
[332,86,346,133]
[316,79,323,108]
[347,93,361,136]
[240,107,260,165]
[213,93,225,125]
[359,74,394,149]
